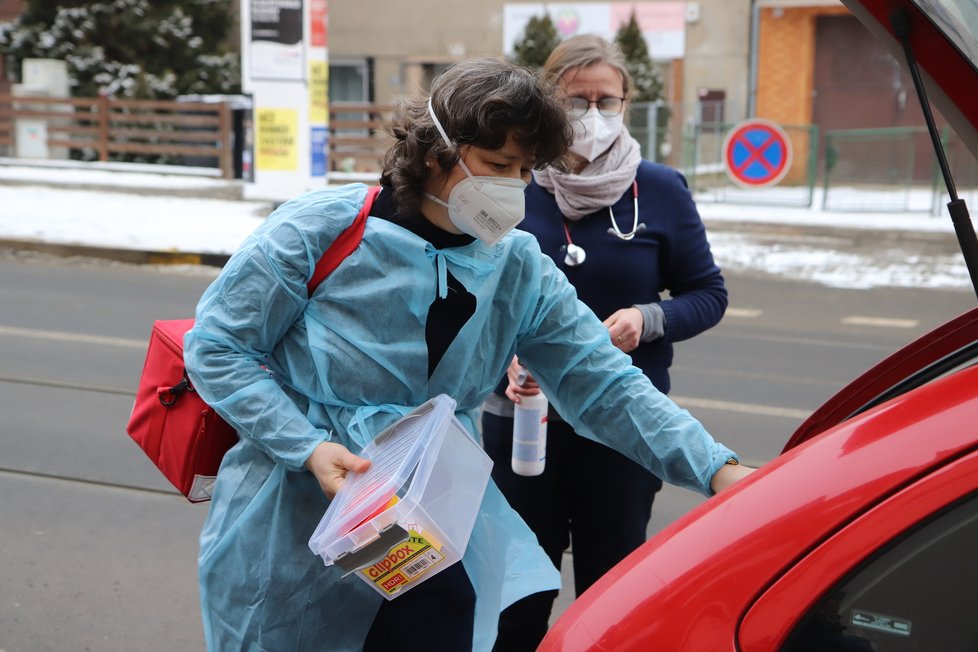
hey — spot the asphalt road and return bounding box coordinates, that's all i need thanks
[1,248,974,650]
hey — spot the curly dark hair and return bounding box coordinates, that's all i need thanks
[381,57,572,214]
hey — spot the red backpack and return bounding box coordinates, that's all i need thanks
[126,187,380,502]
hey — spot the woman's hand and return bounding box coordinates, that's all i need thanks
[710,462,757,495]
[305,441,371,499]
[504,356,541,404]
[603,307,643,353]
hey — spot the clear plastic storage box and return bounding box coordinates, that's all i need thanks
[308,394,493,599]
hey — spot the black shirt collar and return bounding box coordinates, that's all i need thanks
[372,186,475,249]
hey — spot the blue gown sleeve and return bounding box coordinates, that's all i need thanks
[514,243,736,495]
[183,185,367,471]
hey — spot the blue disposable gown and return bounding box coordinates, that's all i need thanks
[184,183,738,651]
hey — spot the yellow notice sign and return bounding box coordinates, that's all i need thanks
[310,61,329,126]
[256,108,298,171]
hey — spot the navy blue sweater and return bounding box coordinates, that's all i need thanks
[516,160,727,394]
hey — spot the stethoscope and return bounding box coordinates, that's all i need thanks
[561,180,646,267]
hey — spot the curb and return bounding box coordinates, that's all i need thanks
[703,218,962,249]
[0,158,245,200]
[1,220,962,268]
[0,239,231,267]
[0,177,245,200]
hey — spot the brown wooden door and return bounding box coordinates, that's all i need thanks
[813,14,936,183]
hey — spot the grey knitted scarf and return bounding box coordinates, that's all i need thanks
[534,131,642,220]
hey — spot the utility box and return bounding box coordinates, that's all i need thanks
[14,59,71,160]
[23,59,70,97]
[11,84,50,159]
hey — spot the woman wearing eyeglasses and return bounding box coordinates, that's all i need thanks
[480,35,729,650]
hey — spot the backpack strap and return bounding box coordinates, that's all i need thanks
[306,186,382,295]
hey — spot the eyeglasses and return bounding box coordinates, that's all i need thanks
[564,96,625,119]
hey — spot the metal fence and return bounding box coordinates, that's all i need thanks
[822,127,936,212]
[628,100,737,169]
[821,126,978,213]
[3,92,975,211]
[686,122,819,208]
[943,131,978,212]
[630,102,819,208]
[631,101,978,213]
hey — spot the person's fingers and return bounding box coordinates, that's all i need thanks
[342,452,371,474]
[603,314,626,348]
[603,308,643,350]
[305,442,371,498]
[611,329,628,350]
[506,382,539,402]
[518,376,539,390]
[324,458,368,499]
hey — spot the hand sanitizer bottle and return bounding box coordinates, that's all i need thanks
[512,384,548,477]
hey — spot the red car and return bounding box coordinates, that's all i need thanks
[540,1,978,650]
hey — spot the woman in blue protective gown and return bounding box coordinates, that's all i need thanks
[184,56,754,652]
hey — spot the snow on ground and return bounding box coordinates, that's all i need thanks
[0,184,272,254]
[0,162,974,291]
[0,157,227,187]
[695,186,973,290]
[708,231,971,290]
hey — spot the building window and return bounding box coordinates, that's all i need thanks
[329,58,370,105]
[697,88,726,125]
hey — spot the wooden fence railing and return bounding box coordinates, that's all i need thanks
[328,103,396,173]
[0,95,396,179]
[0,94,234,178]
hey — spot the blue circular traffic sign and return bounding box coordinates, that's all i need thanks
[722,119,793,188]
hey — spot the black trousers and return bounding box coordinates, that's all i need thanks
[363,561,475,650]
[482,413,663,651]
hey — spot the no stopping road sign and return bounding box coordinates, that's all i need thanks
[722,119,793,188]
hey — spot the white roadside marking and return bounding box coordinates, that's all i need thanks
[671,395,811,420]
[718,330,893,352]
[0,325,146,349]
[725,307,763,318]
[841,316,919,329]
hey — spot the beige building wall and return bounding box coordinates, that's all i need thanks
[330,1,513,104]
[681,0,752,123]
[329,0,705,106]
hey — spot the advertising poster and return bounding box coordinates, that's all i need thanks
[309,60,329,126]
[311,126,328,177]
[502,2,686,60]
[250,0,305,80]
[310,0,328,48]
[256,108,299,171]
[609,2,685,59]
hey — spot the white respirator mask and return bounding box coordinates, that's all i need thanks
[570,108,624,162]
[424,98,527,246]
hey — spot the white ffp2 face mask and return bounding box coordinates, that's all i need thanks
[570,108,624,162]
[425,99,527,245]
